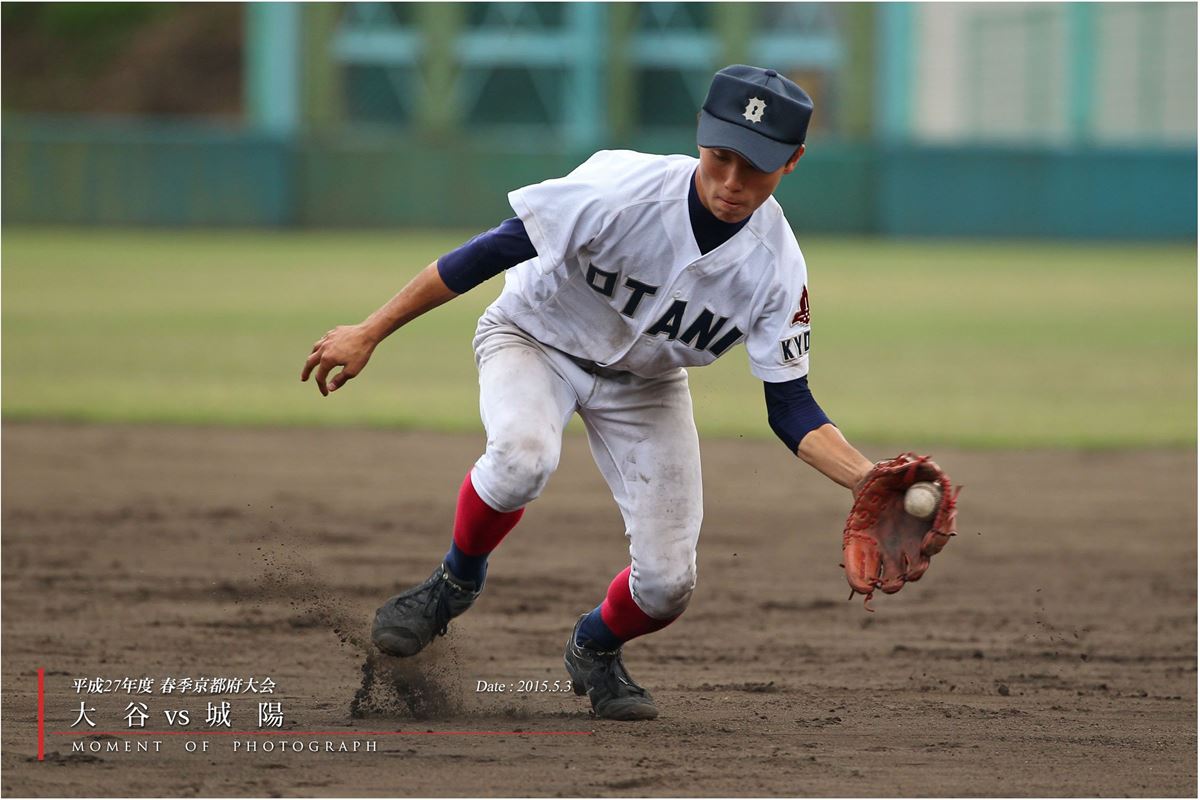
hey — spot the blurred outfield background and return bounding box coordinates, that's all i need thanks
[2,2,1196,449]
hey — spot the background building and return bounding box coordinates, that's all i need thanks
[3,2,1196,237]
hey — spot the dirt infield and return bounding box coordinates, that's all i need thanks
[2,422,1195,797]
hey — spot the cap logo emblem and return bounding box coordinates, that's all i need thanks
[742,97,766,124]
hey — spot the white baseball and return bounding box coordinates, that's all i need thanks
[904,482,940,520]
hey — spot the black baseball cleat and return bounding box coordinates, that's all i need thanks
[564,615,659,721]
[371,563,481,657]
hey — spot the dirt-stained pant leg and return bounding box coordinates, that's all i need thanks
[470,314,579,513]
[580,369,704,620]
[471,309,703,616]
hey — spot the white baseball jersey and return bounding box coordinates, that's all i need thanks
[491,150,812,382]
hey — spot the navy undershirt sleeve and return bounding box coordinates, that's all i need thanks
[764,376,833,454]
[436,217,537,294]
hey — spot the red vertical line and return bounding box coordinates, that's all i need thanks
[37,668,45,761]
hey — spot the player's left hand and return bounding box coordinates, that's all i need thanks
[841,452,960,609]
[301,324,378,396]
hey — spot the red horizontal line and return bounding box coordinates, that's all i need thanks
[51,730,591,737]
[38,669,46,761]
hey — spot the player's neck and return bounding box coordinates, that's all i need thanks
[688,169,750,255]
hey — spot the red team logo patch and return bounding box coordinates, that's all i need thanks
[790,285,810,326]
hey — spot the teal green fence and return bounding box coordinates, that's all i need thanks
[2,117,294,227]
[876,145,1197,239]
[2,115,1195,238]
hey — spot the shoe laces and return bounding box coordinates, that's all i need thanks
[583,644,648,698]
[423,577,454,637]
[389,568,458,638]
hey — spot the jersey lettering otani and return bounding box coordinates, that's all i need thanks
[492,150,812,382]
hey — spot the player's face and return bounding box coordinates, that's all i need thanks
[695,145,805,223]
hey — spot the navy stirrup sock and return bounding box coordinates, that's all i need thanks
[444,542,488,588]
[576,605,623,651]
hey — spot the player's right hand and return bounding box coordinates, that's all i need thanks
[301,324,378,396]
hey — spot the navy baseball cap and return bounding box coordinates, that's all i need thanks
[697,64,813,172]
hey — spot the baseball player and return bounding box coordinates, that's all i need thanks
[302,66,876,721]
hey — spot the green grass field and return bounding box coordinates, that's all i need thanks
[3,227,1195,448]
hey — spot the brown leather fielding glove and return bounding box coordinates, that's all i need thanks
[842,453,959,609]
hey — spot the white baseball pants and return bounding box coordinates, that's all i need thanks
[469,308,703,620]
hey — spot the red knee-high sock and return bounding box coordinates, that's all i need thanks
[598,566,677,642]
[453,470,524,556]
